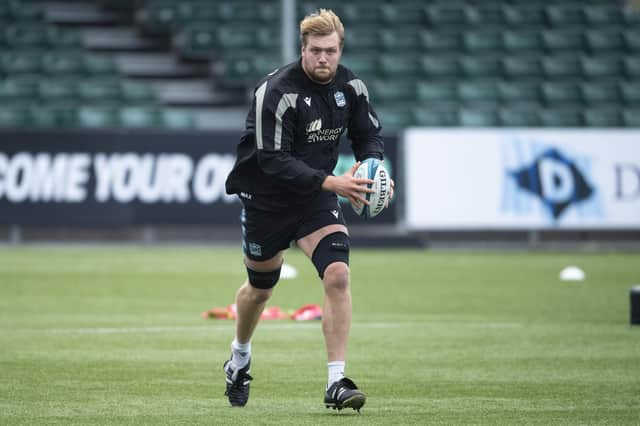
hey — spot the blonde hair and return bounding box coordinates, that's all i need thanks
[299,8,344,48]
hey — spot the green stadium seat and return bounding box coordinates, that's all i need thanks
[338,4,378,24]
[369,79,416,102]
[465,4,503,25]
[0,106,30,127]
[625,30,640,52]
[425,4,466,26]
[345,26,379,52]
[175,3,217,23]
[502,56,542,78]
[583,5,623,25]
[256,3,280,23]
[580,81,620,105]
[379,4,425,25]
[542,55,581,79]
[581,56,622,79]
[181,2,220,22]
[542,29,584,51]
[502,29,543,52]
[545,4,583,26]
[583,108,623,127]
[41,51,85,74]
[373,105,412,130]
[502,4,546,26]
[29,104,76,128]
[77,78,122,101]
[622,109,640,127]
[219,56,255,86]
[174,25,218,60]
[412,104,458,126]
[83,53,118,74]
[136,1,183,35]
[299,2,344,18]
[76,105,119,128]
[255,28,280,51]
[119,105,161,128]
[463,29,503,51]
[218,2,276,23]
[419,55,459,77]
[623,6,640,26]
[378,54,419,77]
[498,80,541,103]
[459,107,499,127]
[8,1,43,21]
[251,55,281,77]
[499,104,542,127]
[0,50,42,74]
[46,27,82,48]
[220,55,280,87]
[619,82,640,105]
[38,79,77,100]
[419,30,461,51]
[0,76,38,100]
[5,24,48,47]
[379,29,420,51]
[459,55,501,77]
[160,108,196,129]
[121,80,156,102]
[416,81,457,102]
[0,3,9,20]
[539,108,583,127]
[457,79,500,103]
[216,26,255,50]
[341,55,378,80]
[542,82,582,104]
[584,30,625,52]
[624,56,640,78]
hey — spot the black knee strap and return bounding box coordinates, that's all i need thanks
[311,232,350,278]
[246,265,281,289]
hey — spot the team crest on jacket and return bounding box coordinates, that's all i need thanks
[334,91,346,107]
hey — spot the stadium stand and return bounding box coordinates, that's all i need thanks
[0,0,638,130]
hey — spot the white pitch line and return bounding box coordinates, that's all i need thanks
[29,320,523,335]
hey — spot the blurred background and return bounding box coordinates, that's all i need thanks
[0,0,639,247]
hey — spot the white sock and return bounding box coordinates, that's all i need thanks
[231,339,251,369]
[327,361,345,388]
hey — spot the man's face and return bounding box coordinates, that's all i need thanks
[301,32,342,84]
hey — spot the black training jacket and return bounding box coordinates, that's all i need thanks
[225,58,384,211]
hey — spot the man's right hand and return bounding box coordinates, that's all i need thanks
[321,162,374,210]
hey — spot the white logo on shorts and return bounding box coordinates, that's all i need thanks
[330,210,339,219]
[248,242,262,257]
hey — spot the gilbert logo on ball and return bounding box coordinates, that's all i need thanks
[352,158,391,219]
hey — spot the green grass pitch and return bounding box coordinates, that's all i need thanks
[1,246,639,425]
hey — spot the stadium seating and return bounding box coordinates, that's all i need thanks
[0,0,639,130]
[412,104,458,127]
[583,108,623,127]
[499,104,543,127]
[0,0,200,130]
[498,80,541,103]
[459,55,501,77]
[539,107,583,127]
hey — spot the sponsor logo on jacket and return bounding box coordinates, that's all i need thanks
[305,118,343,143]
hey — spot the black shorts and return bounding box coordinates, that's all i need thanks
[240,191,347,261]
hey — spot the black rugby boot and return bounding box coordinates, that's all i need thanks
[324,377,366,412]
[223,358,252,407]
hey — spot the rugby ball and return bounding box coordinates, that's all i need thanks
[352,158,391,219]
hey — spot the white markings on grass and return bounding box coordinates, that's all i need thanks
[34,320,523,335]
